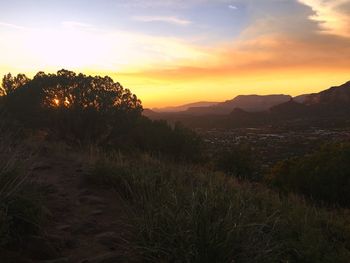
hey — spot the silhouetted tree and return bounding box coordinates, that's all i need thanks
[3,70,142,144]
[1,73,30,96]
[1,70,203,162]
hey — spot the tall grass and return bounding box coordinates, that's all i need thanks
[88,154,350,263]
[0,119,44,248]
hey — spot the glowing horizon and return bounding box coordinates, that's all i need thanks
[1,0,349,108]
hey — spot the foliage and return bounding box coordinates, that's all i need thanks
[87,154,350,263]
[2,69,142,144]
[268,143,350,206]
[1,73,30,96]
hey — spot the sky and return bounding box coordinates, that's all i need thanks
[0,0,349,107]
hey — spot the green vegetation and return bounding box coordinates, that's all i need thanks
[269,143,350,207]
[87,154,350,263]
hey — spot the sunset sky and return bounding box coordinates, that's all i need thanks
[0,0,349,107]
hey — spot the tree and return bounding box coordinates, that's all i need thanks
[4,70,142,144]
[2,69,204,161]
[1,73,30,96]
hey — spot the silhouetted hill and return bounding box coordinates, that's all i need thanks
[232,81,350,127]
[152,101,219,112]
[222,94,291,112]
[272,81,350,118]
[270,99,308,117]
[293,94,310,103]
[142,108,159,118]
[304,81,350,105]
[186,94,291,115]
[146,81,350,129]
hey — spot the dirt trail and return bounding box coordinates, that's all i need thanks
[27,153,132,263]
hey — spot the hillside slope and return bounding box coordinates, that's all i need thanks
[3,144,350,263]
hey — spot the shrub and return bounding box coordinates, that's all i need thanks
[131,118,204,162]
[268,143,350,206]
[214,144,256,180]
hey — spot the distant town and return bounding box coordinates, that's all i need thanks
[199,127,350,169]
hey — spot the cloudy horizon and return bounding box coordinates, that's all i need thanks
[1,0,349,107]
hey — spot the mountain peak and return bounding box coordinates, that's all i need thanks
[304,81,350,105]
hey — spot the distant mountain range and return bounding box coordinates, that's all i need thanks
[152,101,219,113]
[150,95,292,114]
[144,81,350,128]
[186,94,292,115]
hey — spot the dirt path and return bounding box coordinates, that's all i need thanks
[27,153,133,263]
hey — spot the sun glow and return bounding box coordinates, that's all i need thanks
[0,0,349,108]
[53,98,60,106]
[64,97,70,106]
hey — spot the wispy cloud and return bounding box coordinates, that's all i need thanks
[0,22,26,30]
[228,5,237,10]
[132,16,192,26]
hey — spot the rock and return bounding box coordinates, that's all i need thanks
[25,236,59,260]
[80,252,122,263]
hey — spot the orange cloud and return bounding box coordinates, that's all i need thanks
[114,33,350,107]
[121,33,350,80]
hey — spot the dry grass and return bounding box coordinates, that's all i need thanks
[0,117,44,248]
[87,153,350,263]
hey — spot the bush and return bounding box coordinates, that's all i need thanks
[131,118,204,162]
[268,143,350,207]
[214,145,256,180]
[87,154,350,263]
